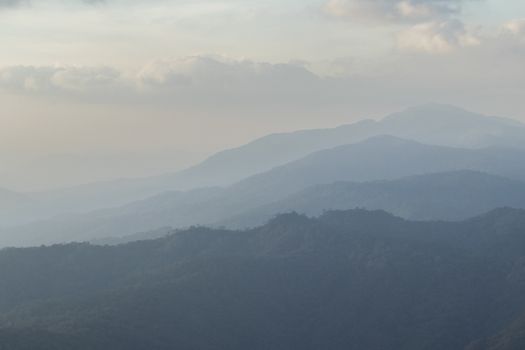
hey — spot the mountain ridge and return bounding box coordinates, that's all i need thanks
[1,208,525,349]
[5,138,525,247]
[4,104,524,228]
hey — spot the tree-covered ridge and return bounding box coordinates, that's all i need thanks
[1,209,525,349]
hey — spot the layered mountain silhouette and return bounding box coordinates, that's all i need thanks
[4,104,525,228]
[4,136,525,246]
[3,104,525,349]
[220,170,525,228]
[158,103,525,191]
[1,209,525,349]
[222,135,525,207]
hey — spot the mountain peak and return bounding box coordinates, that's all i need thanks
[319,208,402,224]
[382,104,523,129]
[266,212,311,228]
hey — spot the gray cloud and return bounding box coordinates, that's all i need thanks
[0,58,328,108]
[503,19,525,36]
[137,57,332,109]
[0,0,104,8]
[138,56,319,92]
[0,0,27,7]
[0,65,127,98]
[396,19,480,53]
[0,47,523,117]
[323,0,483,54]
[323,0,472,23]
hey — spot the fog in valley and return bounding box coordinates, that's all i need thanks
[1,1,525,349]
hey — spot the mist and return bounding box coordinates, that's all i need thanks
[2,1,525,350]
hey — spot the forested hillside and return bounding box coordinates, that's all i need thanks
[1,209,525,349]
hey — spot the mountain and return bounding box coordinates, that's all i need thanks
[378,104,525,149]
[5,104,525,227]
[220,170,525,228]
[5,137,525,247]
[159,103,525,190]
[0,187,223,247]
[222,135,525,209]
[2,209,525,349]
[90,227,175,246]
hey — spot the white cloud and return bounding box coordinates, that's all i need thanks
[0,44,522,104]
[503,19,525,36]
[0,57,327,108]
[323,0,482,55]
[137,56,318,90]
[323,0,464,23]
[0,65,128,97]
[397,20,480,53]
[397,1,435,19]
[134,56,329,110]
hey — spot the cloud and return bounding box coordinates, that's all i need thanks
[0,65,127,97]
[0,0,104,8]
[397,20,480,53]
[137,56,319,91]
[503,19,525,36]
[0,57,329,108]
[135,56,330,109]
[0,0,27,7]
[323,0,481,55]
[323,0,466,23]
[0,47,523,119]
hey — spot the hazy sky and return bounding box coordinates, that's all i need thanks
[1,0,524,190]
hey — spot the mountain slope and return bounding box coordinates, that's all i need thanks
[221,170,525,227]
[153,103,525,191]
[222,135,525,209]
[2,209,525,349]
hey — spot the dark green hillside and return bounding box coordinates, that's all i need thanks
[1,209,525,349]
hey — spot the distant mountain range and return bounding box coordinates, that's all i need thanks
[2,209,525,349]
[220,170,525,228]
[4,135,525,246]
[222,135,525,209]
[3,103,525,228]
[162,103,525,191]
[3,104,525,349]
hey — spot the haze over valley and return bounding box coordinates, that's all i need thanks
[1,0,525,349]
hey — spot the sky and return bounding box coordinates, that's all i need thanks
[0,0,524,190]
